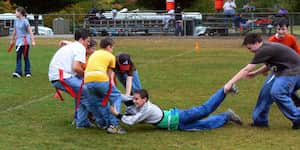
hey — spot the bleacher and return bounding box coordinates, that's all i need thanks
[202,14,233,36]
[85,18,171,36]
[201,12,281,36]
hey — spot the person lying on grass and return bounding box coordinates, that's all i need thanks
[110,85,242,131]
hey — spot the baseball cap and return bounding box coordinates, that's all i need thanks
[118,53,131,71]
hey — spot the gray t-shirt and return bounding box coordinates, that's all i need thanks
[14,18,30,46]
[251,42,300,76]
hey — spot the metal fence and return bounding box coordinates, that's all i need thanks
[1,12,300,37]
[201,12,300,36]
[39,12,203,36]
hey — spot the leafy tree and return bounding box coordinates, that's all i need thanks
[10,0,81,34]
[0,0,15,13]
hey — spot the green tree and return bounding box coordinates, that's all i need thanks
[10,0,81,34]
[278,0,300,11]
[0,0,15,13]
[188,0,214,12]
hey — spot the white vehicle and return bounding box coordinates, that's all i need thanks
[85,11,206,36]
[31,26,54,36]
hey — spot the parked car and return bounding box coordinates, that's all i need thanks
[31,26,54,36]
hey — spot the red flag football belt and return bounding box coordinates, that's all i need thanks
[102,80,113,106]
[55,69,83,111]
[8,36,28,59]
[23,36,28,59]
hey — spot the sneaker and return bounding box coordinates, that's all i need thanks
[227,108,243,125]
[12,72,21,78]
[292,121,300,129]
[107,125,127,134]
[229,84,239,95]
[248,122,269,128]
[25,74,32,78]
[71,119,76,126]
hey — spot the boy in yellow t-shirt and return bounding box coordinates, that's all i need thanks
[85,37,126,134]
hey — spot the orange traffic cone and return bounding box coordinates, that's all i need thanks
[195,41,200,52]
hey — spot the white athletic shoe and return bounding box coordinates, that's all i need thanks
[25,74,32,78]
[12,72,21,78]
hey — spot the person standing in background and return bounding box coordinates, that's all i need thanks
[223,0,236,16]
[175,3,183,36]
[10,7,36,78]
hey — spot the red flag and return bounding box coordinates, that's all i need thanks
[8,42,14,53]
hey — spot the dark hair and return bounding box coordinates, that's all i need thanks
[117,53,132,63]
[74,29,90,41]
[134,89,149,101]
[100,37,114,49]
[276,18,289,28]
[16,7,27,17]
[242,33,263,45]
[88,39,97,48]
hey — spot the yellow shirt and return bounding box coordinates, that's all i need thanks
[84,49,115,82]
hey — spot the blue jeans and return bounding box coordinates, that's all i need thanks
[253,74,300,125]
[116,70,142,94]
[85,81,122,127]
[224,9,235,16]
[252,74,275,125]
[15,45,31,75]
[178,88,230,130]
[51,76,92,127]
[270,76,300,123]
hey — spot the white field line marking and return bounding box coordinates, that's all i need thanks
[0,50,193,113]
[0,94,52,114]
[139,50,194,66]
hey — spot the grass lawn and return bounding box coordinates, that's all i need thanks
[292,25,300,35]
[0,37,299,150]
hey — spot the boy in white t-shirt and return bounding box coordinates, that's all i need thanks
[48,29,93,128]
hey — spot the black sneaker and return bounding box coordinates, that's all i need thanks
[249,122,269,128]
[292,121,300,129]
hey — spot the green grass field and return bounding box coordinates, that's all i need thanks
[0,37,299,150]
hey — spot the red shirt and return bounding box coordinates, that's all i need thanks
[268,34,300,55]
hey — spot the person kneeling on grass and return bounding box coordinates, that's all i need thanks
[110,85,242,131]
[48,29,92,128]
[112,53,142,96]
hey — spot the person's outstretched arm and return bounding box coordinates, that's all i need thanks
[125,76,133,95]
[224,64,257,91]
[110,105,146,125]
[59,40,72,47]
[247,65,269,77]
